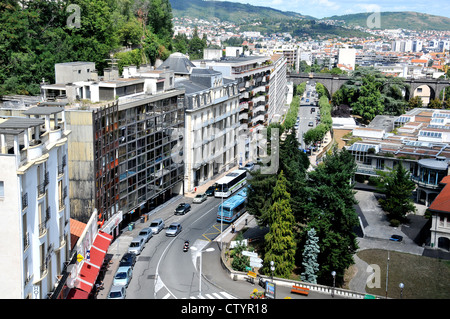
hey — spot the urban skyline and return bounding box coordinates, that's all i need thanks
[220,0,450,19]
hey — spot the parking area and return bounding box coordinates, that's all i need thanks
[355,190,428,255]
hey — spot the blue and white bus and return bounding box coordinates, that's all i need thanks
[214,169,247,198]
[217,187,247,223]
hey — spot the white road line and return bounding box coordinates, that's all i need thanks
[163,293,171,299]
[212,292,224,299]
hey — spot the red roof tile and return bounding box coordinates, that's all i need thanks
[429,176,450,213]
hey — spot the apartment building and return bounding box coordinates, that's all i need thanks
[0,107,71,298]
[193,50,288,161]
[175,67,240,191]
[39,62,185,238]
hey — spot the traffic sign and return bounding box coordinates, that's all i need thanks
[77,254,84,262]
[250,261,263,268]
[242,251,258,258]
[250,257,263,263]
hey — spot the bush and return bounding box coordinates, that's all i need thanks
[390,219,401,227]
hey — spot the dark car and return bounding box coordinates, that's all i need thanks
[175,203,191,215]
[119,253,137,268]
[205,186,215,196]
[390,235,403,242]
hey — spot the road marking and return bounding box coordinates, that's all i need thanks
[163,293,171,299]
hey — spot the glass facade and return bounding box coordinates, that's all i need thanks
[117,91,185,214]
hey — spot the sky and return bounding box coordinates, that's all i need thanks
[218,0,450,19]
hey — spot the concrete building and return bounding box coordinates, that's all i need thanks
[346,109,450,207]
[0,107,71,298]
[39,62,185,239]
[175,68,240,191]
[428,175,450,250]
[193,51,288,161]
[338,48,356,71]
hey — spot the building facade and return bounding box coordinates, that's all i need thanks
[0,107,71,298]
[176,68,240,192]
[193,51,288,161]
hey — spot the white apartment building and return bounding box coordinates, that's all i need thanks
[176,68,240,191]
[0,107,71,298]
[193,50,288,161]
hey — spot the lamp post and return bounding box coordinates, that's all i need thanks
[399,282,404,299]
[331,271,336,297]
[190,246,215,298]
[270,261,275,282]
[220,184,223,250]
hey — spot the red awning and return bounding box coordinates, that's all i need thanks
[66,288,89,299]
[76,231,113,293]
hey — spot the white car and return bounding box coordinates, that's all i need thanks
[128,236,145,255]
[193,193,207,203]
[149,218,165,234]
[166,222,182,237]
[108,285,126,299]
[138,227,153,243]
[113,266,132,287]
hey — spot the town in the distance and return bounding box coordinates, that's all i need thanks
[0,0,449,302]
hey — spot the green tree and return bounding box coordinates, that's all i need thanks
[304,149,359,286]
[246,170,277,226]
[261,171,297,278]
[376,161,416,223]
[408,96,423,110]
[147,0,173,40]
[351,74,383,123]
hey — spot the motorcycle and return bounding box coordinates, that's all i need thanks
[183,240,189,252]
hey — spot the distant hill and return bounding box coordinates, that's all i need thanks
[170,0,314,23]
[169,0,372,38]
[324,11,450,31]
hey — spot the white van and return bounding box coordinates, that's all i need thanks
[128,237,145,255]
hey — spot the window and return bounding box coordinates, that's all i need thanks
[0,181,4,197]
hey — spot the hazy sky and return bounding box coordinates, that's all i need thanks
[218,0,450,19]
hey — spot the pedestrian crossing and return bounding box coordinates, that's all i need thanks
[183,291,237,299]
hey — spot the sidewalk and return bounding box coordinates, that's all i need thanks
[184,164,241,198]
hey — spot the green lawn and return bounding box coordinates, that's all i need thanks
[357,249,450,299]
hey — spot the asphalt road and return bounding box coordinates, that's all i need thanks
[124,195,234,299]
[296,82,319,150]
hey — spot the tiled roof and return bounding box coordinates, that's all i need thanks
[429,176,450,214]
[70,218,87,250]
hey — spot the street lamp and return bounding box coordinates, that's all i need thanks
[190,246,215,298]
[331,271,336,297]
[399,282,404,299]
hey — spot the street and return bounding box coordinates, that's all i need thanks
[107,194,237,299]
[296,81,320,150]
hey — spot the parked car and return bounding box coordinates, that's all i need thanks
[205,186,215,196]
[119,253,136,269]
[113,266,132,287]
[390,234,403,242]
[193,193,207,203]
[311,108,315,113]
[128,236,145,255]
[149,218,165,234]
[166,222,182,237]
[244,162,255,171]
[138,227,153,243]
[175,203,191,215]
[108,285,126,299]
[308,121,314,127]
